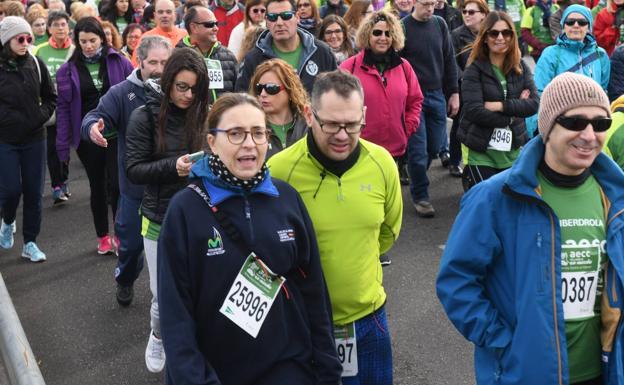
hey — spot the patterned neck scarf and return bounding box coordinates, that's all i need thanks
[208,153,267,191]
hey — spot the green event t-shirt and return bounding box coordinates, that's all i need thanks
[462,65,520,169]
[607,123,624,171]
[268,120,293,148]
[487,0,525,31]
[538,172,606,384]
[272,43,303,72]
[116,17,128,34]
[34,43,71,83]
[86,62,103,92]
[521,5,556,45]
[34,34,48,47]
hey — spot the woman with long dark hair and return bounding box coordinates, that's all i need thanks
[101,0,133,34]
[320,14,355,64]
[296,0,321,36]
[56,17,133,254]
[121,23,143,59]
[458,11,539,191]
[125,47,209,374]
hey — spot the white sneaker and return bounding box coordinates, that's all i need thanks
[145,330,165,373]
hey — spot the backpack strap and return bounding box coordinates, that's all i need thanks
[29,52,41,84]
[564,50,601,73]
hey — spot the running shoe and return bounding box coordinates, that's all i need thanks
[145,331,166,373]
[116,284,133,307]
[97,235,114,255]
[22,242,46,262]
[61,183,71,198]
[0,221,14,249]
[52,187,68,205]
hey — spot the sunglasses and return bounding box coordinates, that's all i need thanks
[372,29,390,37]
[16,35,33,44]
[251,8,266,13]
[564,18,589,27]
[555,116,612,132]
[486,29,513,39]
[266,11,296,22]
[193,20,218,28]
[255,82,285,95]
[462,9,481,15]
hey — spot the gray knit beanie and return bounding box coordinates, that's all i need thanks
[538,72,610,141]
[0,16,33,46]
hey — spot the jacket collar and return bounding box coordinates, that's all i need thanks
[182,35,219,56]
[256,28,317,67]
[504,136,624,220]
[556,33,597,51]
[49,36,72,49]
[190,156,279,205]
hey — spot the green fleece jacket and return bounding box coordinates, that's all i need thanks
[268,136,403,325]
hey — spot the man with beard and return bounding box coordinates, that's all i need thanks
[81,36,172,307]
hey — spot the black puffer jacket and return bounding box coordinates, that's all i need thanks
[125,79,191,224]
[0,50,56,144]
[175,38,238,104]
[451,24,477,78]
[458,58,539,152]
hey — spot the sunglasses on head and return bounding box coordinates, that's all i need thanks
[372,29,390,37]
[266,11,296,22]
[251,8,266,13]
[486,29,513,39]
[462,9,481,15]
[255,82,285,95]
[193,20,218,28]
[555,116,612,132]
[16,35,33,44]
[564,18,589,27]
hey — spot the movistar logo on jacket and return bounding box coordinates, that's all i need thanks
[206,228,225,256]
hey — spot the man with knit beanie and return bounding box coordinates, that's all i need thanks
[437,72,624,385]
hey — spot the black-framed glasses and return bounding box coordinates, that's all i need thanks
[312,110,365,134]
[193,20,218,28]
[174,81,199,94]
[211,127,271,145]
[555,116,612,132]
[564,18,589,27]
[372,29,390,37]
[462,9,482,15]
[266,11,296,22]
[486,29,513,39]
[324,28,343,36]
[16,35,33,44]
[251,8,266,13]
[255,82,285,95]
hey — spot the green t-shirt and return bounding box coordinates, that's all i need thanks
[268,120,293,148]
[34,34,48,47]
[116,17,128,34]
[462,65,520,169]
[86,62,103,92]
[34,43,71,83]
[538,172,606,384]
[487,0,526,31]
[273,43,303,72]
[521,5,556,46]
[141,216,162,240]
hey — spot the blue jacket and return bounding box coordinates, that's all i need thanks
[526,34,610,135]
[609,45,624,101]
[436,137,624,385]
[81,68,146,199]
[158,157,342,385]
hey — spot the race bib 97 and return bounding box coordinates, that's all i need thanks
[334,323,358,377]
[219,253,285,338]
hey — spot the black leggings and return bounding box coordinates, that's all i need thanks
[76,139,119,238]
[47,124,69,188]
[462,164,506,192]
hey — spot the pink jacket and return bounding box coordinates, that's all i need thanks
[340,50,423,157]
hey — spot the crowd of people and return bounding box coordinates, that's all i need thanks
[2,0,624,382]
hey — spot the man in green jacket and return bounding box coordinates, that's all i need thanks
[268,70,403,385]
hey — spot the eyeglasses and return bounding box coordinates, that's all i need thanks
[51,22,68,28]
[251,8,266,14]
[555,116,612,132]
[324,28,343,36]
[462,9,482,15]
[564,18,589,27]
[255,82,285,95]
[486,29,513,39]
[193,20,218,28]
[372,29,390,37]
[174,81,199,94]
[312,110,365,134]
[16,35,33,44]
[156,9,174,14]
[297,2,311,8]
[417,1,437,8]
[211,127,271,145]
[266,11,296,22]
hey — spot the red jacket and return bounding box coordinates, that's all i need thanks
[340,50,423,157]
[594,4,620,56]
[210,2,244,47]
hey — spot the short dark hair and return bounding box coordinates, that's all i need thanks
[266,0,295,12]
[183,5,209,34]
[69,17,110,63]
[47,10,69,28]
[311,70,363,110]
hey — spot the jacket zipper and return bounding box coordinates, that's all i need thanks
[243,196,254,244]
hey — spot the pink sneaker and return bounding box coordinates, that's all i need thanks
[97,235,114,255]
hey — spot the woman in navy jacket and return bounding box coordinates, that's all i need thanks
[157,93,342,385]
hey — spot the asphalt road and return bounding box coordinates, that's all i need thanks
[0,152,474,385]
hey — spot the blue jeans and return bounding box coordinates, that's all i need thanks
[114,194,144,286]
[0,139,45,244]
[342,305,393,385]
[407,89,448,202]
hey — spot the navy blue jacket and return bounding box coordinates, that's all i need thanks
[158,157,342,385]
[81,68,146,199]
[609,45,624,102]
